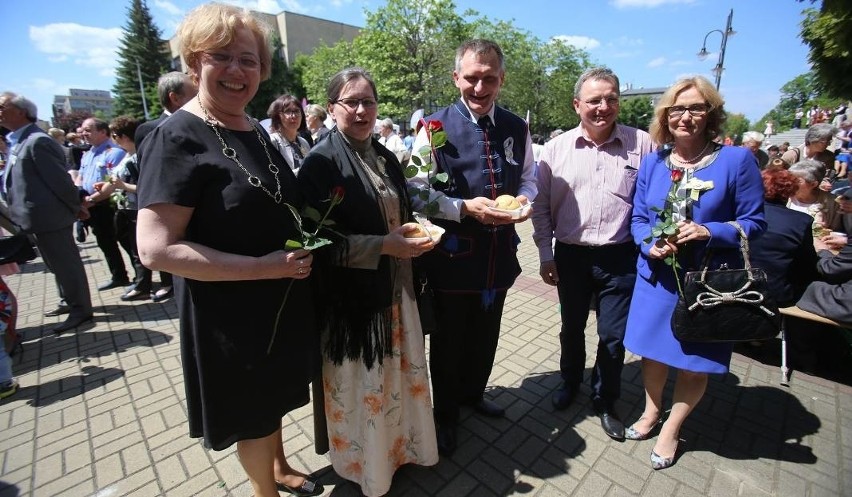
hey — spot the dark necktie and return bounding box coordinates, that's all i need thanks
[478,115,493,134]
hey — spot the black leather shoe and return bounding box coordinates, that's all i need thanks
[552,386,577,410]
[593,400,625,440]
[98,280,130,291]
[473,398,505,418]
[436,424,457,456]
[53,314,94,334]
[120,288,150,302]
[44,305,71,317]
[151,286,174,302]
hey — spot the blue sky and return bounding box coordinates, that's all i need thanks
[1,0,814,124]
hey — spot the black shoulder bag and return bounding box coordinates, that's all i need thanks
[0,210,37,266]
[672,221,780,342]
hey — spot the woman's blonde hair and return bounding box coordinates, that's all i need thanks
[649,76,726,146]
[178,2,273,82]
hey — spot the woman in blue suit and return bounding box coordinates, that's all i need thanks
[623,77,766,470]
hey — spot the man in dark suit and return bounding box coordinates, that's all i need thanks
[798,239,852,323]
[133,71,196,302]
[134,71,196,150]
[0,92,93,333]
[407,40,537,456]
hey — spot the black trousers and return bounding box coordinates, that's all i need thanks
[554,241,637,405]
[430,290,507,425]
[114,209,150,292]
[87,203,128,283]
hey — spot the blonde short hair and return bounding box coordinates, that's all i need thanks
[649,76,726,146]
[178,2,273,82]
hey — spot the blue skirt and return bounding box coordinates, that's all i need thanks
[624,266,733,374]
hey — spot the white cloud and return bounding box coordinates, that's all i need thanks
[218,0,308,14]
[610,0,695,8]
[29,23,123,76]
[647,57,666,68]
[153,0,182,16]
[552,35,601,50]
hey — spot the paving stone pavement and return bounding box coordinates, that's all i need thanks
[1,221,850,497]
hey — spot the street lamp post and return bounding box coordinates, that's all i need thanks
[697,9,735,90]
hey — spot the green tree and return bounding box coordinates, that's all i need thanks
[756,71,841,132]
[723,113,750,141]
[471,21,589,135]
[52,110,93,132]
[295,40,358,107]
[618,96,654,131]
[112,0,171,119]
[246,34,304,119]
[352,0,472,121]
[797,0,852,98]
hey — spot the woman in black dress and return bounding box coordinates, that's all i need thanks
[136,4,320,497]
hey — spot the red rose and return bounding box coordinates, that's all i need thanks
[427,120,443,133]
[670,169,684,182]
[330,186,345,204]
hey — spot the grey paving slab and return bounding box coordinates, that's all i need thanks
[1,224,850,496]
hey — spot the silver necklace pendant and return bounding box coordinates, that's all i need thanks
[197,96,283,204]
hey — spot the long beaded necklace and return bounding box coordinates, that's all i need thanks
[197,96,282,204]
[671,141,712,166]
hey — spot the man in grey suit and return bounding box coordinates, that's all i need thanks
[798,238,852,323]
[0,92,93,333]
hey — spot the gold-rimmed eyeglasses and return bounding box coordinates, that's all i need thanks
[202,51,261,71]
[667,104,712,118]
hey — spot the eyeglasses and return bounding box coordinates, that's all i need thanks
[202,51,261,71]
[281,109,301,118]
[334,98,378,111]
[667,104,712,118]
[582,96,619,108]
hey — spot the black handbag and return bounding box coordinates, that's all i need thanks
[671,222,780,343]
[0,212,36,266]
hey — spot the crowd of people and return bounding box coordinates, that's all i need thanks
[1,2,851,495]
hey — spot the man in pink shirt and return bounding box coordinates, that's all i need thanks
[531,67,654,440]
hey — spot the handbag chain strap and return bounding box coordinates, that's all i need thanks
[690,221,775,316]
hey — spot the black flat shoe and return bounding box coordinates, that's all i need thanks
[98,280,130,291]
[44,304,71,317]
[473,398,505,418]
[120,288,150,301]
[53,314,94,334]
[151,286,174,302]
[275,478,323,497]
[552,385,577,411]
[436,423,457,456]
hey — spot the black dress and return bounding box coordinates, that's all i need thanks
[137,110,317,450]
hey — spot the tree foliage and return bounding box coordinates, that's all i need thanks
[723,113,750,141]
[470,21,590,134]
[757,71,842,132]
[619,96,654,132]
[112,0,171,119]
[246,33,305,119]
[797,0,852,98]
[353,0,472,121]
[295,0,591,135]
[51,110,93,132]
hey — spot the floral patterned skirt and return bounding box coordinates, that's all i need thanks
[322,290,438,496]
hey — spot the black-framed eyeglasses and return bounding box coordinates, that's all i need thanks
[667,104,712,118]
[334,98,378,111]
[582,96,619,108]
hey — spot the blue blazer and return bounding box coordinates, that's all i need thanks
[632,145,766,282]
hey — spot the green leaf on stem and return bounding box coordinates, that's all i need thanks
[434,172,449,183]
[404,165,419,178]
[284,239,303,250]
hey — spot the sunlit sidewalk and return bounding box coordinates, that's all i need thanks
[1,223,849,496]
